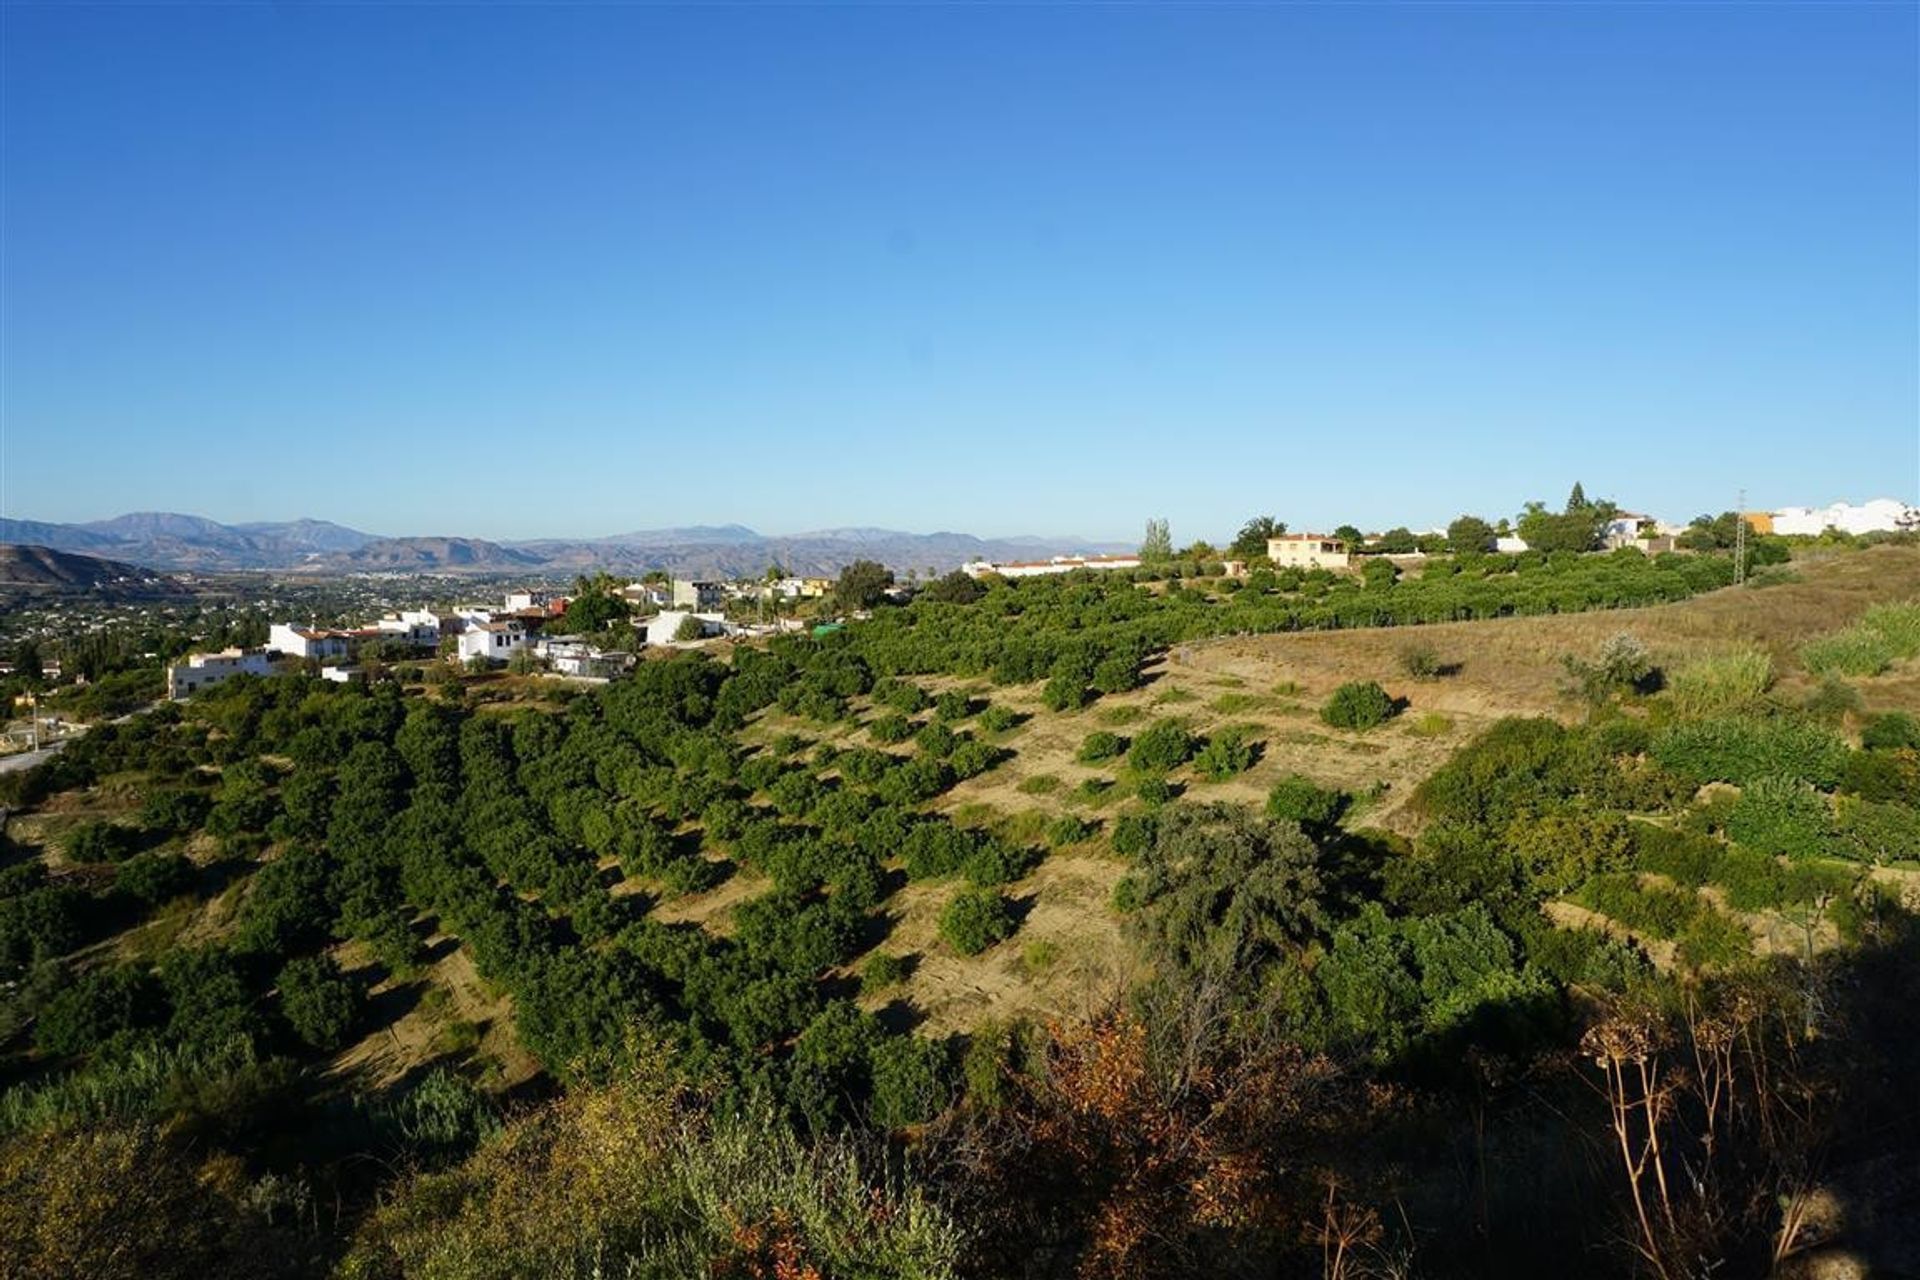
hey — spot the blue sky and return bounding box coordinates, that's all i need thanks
[2,3,1914,544]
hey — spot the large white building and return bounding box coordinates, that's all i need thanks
[268,623,351,661]
[961,554,1142,580]
[646,611,727,646]
[1266,534,1350,571]
[1771,498,1919,537]
[167,648,272,700]
[456,619,531,664]
[374,609,441,648]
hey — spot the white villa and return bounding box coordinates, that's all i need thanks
[167,648,272,700]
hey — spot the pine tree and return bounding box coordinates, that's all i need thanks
[1566,482,1589,513]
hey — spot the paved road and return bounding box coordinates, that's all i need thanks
[0,738,66,775]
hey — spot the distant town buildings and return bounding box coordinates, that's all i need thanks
[1766,498,1919,538]
[960,554,1142,580]
[1266,534,1351,571]
[167,648,271,700]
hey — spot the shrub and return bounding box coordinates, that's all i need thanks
[1191,726,1259,781]
[115,853,196,908]
[869,714,915,745]
[867,1035,951,1129]
[1265,774,1347,827]
[1045,815,1094,848]
[978,705,1021,734]
[1667,648,1772,719]
[1016,774,1061,796]
[1041,674,1092,713]
[1650,716,1848,789]
[1320,681,1396,731]
[277,955,360,1051]
[1862,600,1920,657]
[1714,846,1787,911]
[914,722,959,758]
[1111,812,1156,858]
[1724,776,1834,859]
[1677,908,1752,970]
[859,952,910,995]
[1133,776,1177,807]
[939,888,1015,956]
[1077,731,1126,764]
[64,821,141,865]
[1835,797,1920,864]
[933,691,973,722]
[1400,645,1444,680]
[872,678,931,714]
[1127,721,1196,773]
[1863,712,1920,752]
[1803,677,1862,723]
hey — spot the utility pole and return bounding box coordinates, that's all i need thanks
[1733,488,1748,585]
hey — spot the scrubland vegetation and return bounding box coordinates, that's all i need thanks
[3,540,1919,1278]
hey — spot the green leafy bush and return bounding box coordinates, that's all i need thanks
[1191,726,1260,781]
[1265,774,1347,827]
[1650,716,1847,789]
[1076,731,1125,763]
[1127,720,1196,773]
[1725,776,1834,860]
[978,705,1021,734]
[1321,681,1396,731]
[1863,712,1920,752]
[859,952,910,995]
[939,888,1015,956]
[869,714,915,744]
[277,955,360,1051]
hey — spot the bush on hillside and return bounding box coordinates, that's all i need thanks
[939,888,1015,956]
[1127,721,1196,773]
[1265,774,1348,827]
[1320,681,1396,731]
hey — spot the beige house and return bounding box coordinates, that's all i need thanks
[1266,533,1350,571]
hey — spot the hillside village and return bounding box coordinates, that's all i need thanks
[112,494,1919,712]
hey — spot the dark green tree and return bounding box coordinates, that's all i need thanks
[836,559,896,610]
[1229,516,1285,561]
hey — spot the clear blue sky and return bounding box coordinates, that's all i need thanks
[2,2,1914,544]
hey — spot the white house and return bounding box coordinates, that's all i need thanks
[646,611,727,646]
[1602,512,1660,550]
[167,648,272,700]
[1494,535,1531,554]
[1266,534,1350,571]
[1771,498,1919,537]
[456,619,530,664]
[536,637,635,679]
[961,554,1142,580]
[620,582,670,609]
[268,623,351,661]
[505,590,560,613]
[374,609,441,648]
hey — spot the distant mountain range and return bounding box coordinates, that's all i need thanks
[0,543,186,602]
[0,513,1127,578]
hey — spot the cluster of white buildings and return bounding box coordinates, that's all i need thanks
[961,553,1143,579]
[166,578,796,699]
[1761,498,1918,538]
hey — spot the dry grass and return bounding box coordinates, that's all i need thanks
[328,936,539,1091]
